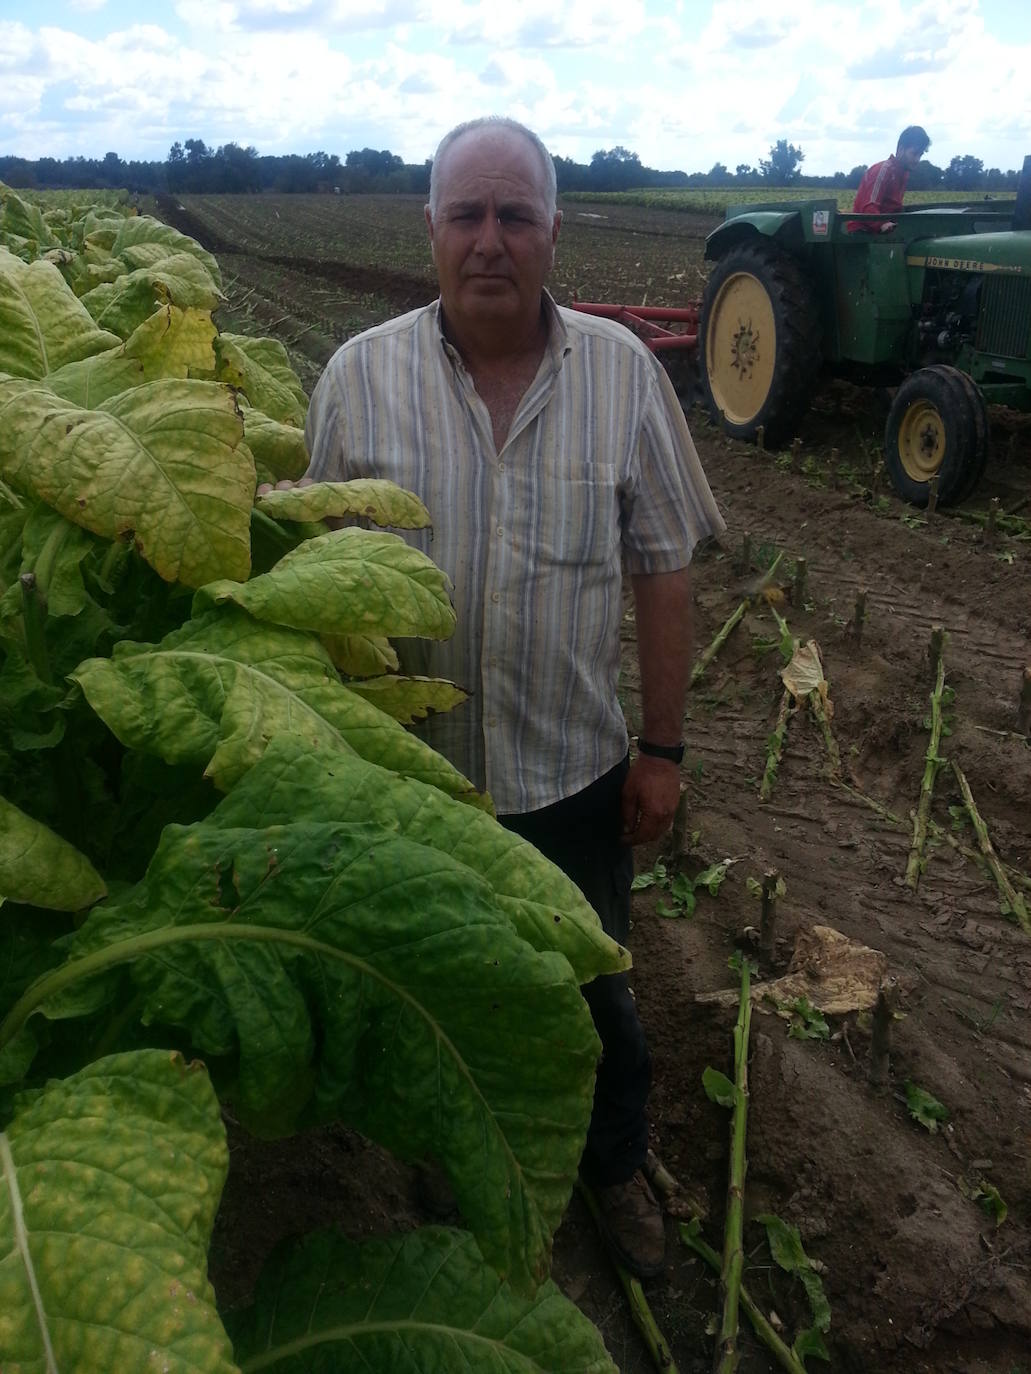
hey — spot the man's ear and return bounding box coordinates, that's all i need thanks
[424,204,435,252]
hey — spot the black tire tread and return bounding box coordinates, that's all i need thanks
[883,366,975,507]
[699,239,822,446]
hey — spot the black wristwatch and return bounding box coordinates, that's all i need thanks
[637,738,686,765]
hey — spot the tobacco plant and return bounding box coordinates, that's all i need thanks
[0,185,623,1372]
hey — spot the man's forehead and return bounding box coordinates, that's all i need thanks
[437,130,545,192]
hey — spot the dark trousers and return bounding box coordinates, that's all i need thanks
[499,756,651,1186]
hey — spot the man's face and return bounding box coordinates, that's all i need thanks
[898,145,924,172]
[425,128,561,337]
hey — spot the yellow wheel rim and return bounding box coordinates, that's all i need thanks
[897,399,946,481]
[705,271,776,426]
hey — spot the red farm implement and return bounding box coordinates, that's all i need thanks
[569,300,701,410]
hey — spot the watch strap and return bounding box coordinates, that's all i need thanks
[637,738,685,764]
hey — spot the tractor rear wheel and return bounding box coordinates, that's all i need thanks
[661,350,699,416]
[699,240,821,445]
[883,366,983,506]
[948,369,989,502]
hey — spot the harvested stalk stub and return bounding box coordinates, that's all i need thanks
[1019,666,1031,736]
[760,869,781,969]
[790,437,802,470]
[737,530,752,576]
[792,557,807,607]
[665,784,690,866]
[926,473,939,517]
[984,497,1001,545]
[852,589,867,645]
[869,975,899,1088]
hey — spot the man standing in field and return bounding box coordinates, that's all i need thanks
[301,115,724,1278]
[847,124,931,232]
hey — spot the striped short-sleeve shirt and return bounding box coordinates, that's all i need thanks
[305,292,725,813]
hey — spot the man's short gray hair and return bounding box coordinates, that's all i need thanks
[428,116,558,218]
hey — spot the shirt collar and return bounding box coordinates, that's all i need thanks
[431,290,571,367]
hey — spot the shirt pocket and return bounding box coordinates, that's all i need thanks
[535,459,622,568]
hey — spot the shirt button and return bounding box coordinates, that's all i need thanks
[491,592,500,604]
[496,525,503,537]
[498,462,505,472]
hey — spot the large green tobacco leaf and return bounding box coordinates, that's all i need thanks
[109,214,223,289]
[196,528,456,640]
[214,334,307,426]
[71,608,483,803]
[80,254,223,339]
[0,376,254,587]
[346,673,468,723]
[0,796,106,911]
[0,1050,237,1374]
[228,1226,616,1373]
[256,478,432,529]
[212,738,627,983]
[322,631,399,676]
[238,402,308,486]
[0,191,61,254]
[0,250,121,379]
[5,820,601,1291]
[46,305,219,407]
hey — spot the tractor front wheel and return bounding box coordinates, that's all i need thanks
[883,366,984,506]
[700,240,821,445]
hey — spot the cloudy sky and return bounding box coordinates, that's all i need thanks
[1,0,1029,176]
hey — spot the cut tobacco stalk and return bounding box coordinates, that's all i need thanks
[679,1221,808,1374]
[951,760,1031,934]
[807,688,841,780]
[704,952,756,1374]
[577,1181,680,1374]
[905,626,948,890]
[691,598,748,688]
[760,688,793,802]
[644,1147,710,1221]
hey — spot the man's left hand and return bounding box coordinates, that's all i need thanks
[619,755,682,846]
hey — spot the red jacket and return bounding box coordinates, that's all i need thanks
[847,155,909,232]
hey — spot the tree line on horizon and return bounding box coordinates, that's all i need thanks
[0,137,1021,198]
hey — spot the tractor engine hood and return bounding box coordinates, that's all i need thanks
[906,231,1031,276]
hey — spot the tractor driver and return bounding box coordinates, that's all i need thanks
[847,125,931,233]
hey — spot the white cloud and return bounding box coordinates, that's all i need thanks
[1,0,1029,171]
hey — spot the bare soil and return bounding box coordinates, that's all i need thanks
[159,193,1031,1371]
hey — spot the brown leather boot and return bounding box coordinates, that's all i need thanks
[593,1169,666,1278]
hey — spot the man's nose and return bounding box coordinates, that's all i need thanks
[474,214,504,254]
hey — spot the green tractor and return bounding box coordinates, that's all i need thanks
[699,156,1031,505]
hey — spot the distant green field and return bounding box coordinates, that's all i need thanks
[13,187,131,209]
[564,187,1017,217]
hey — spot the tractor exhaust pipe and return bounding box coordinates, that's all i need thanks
[1014,154,1031,231]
